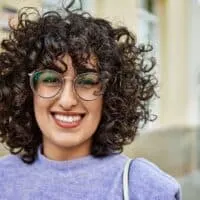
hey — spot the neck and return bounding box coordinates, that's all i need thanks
[41,140,92,161]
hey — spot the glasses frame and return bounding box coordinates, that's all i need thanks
[28,69,106,101]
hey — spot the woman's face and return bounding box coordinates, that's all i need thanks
[33,54,103,160]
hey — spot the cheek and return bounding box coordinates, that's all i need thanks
[85,98,103,128]
[88,98,103,116]
[33,96,51,118]
[33,97,43,124]
[33,96,54,134]
[33,96,42,113]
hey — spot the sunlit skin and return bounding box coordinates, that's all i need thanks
[33,54,103,161]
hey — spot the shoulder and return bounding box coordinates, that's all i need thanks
[129,158,182,199]
[0,154,20,167]
[98,153,128,166]
[0,153,28,176]
[0,154,20,187]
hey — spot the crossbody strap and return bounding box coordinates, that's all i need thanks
[123,158,132,200]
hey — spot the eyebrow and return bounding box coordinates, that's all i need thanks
[46,62,99,74]
[46,64,65,73]
[77,65,98,74]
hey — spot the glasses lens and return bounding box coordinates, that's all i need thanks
[31,70,62,98]
[75,73,103,100]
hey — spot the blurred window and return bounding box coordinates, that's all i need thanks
[0,5,17,43]
[0,5,17,32]
[137,0,157,44]
[42,0,91,13]
[137,0,160,130]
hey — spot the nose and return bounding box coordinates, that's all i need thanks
[58,80,78,110]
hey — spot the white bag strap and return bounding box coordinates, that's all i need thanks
[123,158,132,200]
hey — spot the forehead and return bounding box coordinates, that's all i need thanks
[54,54,72,72]
[53,54,98,72]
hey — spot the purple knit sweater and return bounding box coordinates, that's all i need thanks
[0,147,181,200]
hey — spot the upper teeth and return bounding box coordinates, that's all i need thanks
[54,114,81,123]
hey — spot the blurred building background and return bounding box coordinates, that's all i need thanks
[0,0,199,199]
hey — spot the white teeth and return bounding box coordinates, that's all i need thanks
[54,114,81,123]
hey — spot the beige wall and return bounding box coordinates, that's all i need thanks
[124,125,199,178]
[158,0,189,127]
[2,0,41,9]
[95,0,137,33]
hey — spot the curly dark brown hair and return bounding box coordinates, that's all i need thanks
[0,2,157,164]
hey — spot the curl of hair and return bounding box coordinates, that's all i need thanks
[0,5,157,163]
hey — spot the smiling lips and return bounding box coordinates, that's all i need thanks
[52,112,84,128]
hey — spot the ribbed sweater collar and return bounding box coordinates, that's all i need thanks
[36,145,98,172]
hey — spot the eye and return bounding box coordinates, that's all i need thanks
[34,71,62,86]
[78,78,98,85]
[76,73,100,87]
[42,75,60,83]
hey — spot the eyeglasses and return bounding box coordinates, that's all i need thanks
[28,69,105,101]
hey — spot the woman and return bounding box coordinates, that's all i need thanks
[0,2,181,200]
